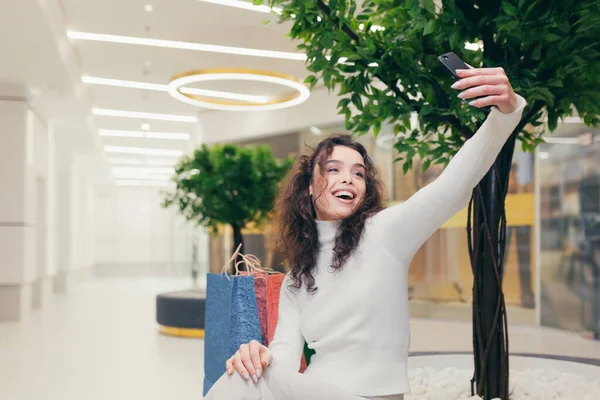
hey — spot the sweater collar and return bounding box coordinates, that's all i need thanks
[316,219,340,246]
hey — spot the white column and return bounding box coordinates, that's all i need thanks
[53,148,76,293]
[0,85,37,321]
[31,104,53,309]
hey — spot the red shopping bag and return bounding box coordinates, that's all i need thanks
[254,275,268,345]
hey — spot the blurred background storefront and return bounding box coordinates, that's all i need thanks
[207,120,600,335]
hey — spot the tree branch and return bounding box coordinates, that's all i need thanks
[514,100,544,135]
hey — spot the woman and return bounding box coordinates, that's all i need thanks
[206,67,527,399]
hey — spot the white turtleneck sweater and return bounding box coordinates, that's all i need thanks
[268,95,527,397]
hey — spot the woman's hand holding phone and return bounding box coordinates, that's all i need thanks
[451,67,519,114]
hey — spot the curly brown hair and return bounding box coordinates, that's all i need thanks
[272,135,385,293]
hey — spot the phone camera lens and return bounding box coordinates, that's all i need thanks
[442,56,449,60]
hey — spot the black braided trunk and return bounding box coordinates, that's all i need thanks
[468,132,518,400]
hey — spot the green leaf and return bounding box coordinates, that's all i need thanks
[449,31,461,50]
[421,159,432,172]
[373,120,382,136]
[502,1,518,16]
[304,75,318,89]
[418,142,430,158]
[351,93,364,110]
[403,162,411,175]
[421,104,433,116]
[423,20,435,36]
[423,0,435,14]
[544,33,562,42]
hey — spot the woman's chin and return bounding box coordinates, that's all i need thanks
[332,207,356,220]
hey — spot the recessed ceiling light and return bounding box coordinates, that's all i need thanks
[145,158,179,166]
[92,108,197,123]
[145,132,190,140]
[108,158,145,165]
[108,157,179,166]
[99,129,190,140]
[196,0,282,13]
[100,130,144,138]
[104,145,183,156]
[68,31,306,61]
[141,123,151,131]
[144,4,154,12]
[113,167,175,174]
[81,76,268,103]
[116,179,173,187]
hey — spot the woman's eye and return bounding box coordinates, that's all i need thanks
[328,168,338,173]
[354,171,364,178]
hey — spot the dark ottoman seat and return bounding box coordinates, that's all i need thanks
[156,289,206,338]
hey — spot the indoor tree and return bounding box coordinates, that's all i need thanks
[162,144,293,266]
[259,0,600,398]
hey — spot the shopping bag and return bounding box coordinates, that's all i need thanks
[254,275,269,345]
[265,273,285,346]
[203,245,264,396]
[203,273,232,396]
[228,274,263,355]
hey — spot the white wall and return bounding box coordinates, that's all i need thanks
[94,186,207,277]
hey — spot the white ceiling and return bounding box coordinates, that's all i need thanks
[57,0,317,179]
[62,0,307,107]
[0,0,323,186]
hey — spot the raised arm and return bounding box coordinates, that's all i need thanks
[371,68,527,265]
[268,274,305,372]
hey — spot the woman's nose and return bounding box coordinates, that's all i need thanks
[341,170,353,184]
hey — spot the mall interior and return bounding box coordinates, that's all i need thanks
[1,0,599,399]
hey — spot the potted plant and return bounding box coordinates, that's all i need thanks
[163,143,293,267]
[259,0,600,398]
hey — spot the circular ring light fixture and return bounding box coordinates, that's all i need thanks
[168,68,310,112]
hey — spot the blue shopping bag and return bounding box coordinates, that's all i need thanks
[203,272,263,396]
[228,275,263,355]
[203,273,232,396]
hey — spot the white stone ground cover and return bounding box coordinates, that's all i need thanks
[406,367,600,400]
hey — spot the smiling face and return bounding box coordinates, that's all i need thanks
[309,145,367,221]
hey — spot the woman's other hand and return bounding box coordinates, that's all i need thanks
[452,67,519,114]
[225,340,273,383]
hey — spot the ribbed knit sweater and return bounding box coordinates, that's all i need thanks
[269,95,527,396]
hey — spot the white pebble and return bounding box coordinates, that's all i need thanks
[405,368,600,400]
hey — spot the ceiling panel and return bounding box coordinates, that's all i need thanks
[93,115,199,132]
[60,0,298,51]
[87,85,201,114]
[56,0,319,165]
[73,40,308,83]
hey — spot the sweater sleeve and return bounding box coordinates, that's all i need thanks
[371,94,527,266]
[268,274,305,372]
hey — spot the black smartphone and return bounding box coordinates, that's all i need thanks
[437,52,469,80]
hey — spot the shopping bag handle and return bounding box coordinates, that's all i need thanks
[220,244,281,279]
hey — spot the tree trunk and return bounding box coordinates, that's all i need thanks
[231,224,246,273]
[469,133,518,400]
